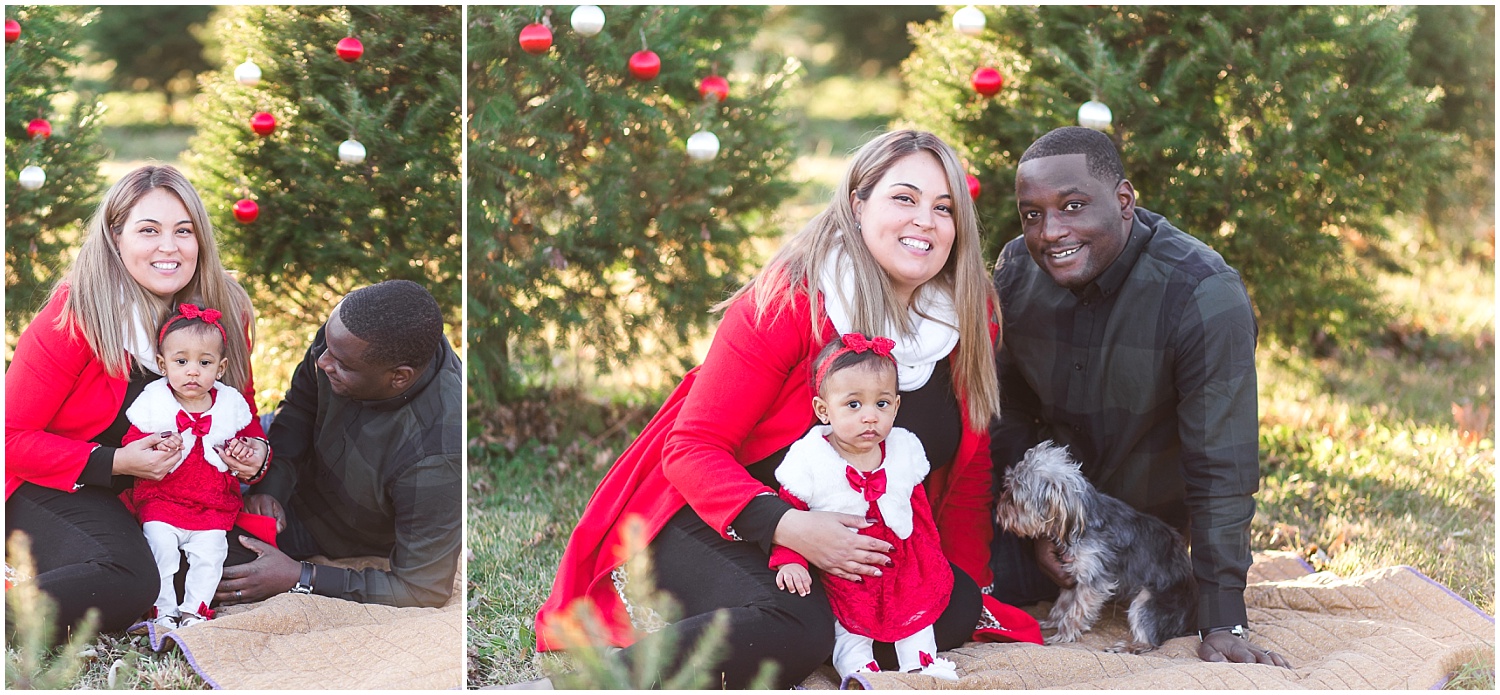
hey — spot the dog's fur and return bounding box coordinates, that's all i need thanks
[995,441,1197,653]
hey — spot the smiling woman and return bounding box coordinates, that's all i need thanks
[3,165,263,637]
[530,130,1004,689]
[115,189,200,299]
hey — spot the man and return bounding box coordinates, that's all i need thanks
[988,126,1288,667]
[216,279,461,608]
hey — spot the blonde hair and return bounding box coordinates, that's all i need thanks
[717,130,1000,429]
[55,165,255,390]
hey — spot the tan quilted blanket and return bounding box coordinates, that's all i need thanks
[800,553,1495,689]
[140,556,463,690]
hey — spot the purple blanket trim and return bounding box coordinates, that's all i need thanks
[124,619,223,689]
[1400,565,1493,690]
[162,633,221,690]
[843,672,875,690]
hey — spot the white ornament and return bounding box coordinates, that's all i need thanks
[234,60,262,87]
[18,165,45,190]
[338,139,367,165]
[1078,100,1113,130]
[571,5,605,37]
[953,5,987,36]
[686,130,720,161]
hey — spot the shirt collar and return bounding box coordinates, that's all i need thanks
[1078,211,1155,300]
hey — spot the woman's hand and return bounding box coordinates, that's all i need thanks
[772,509,893,582]
[113,433,183,480]
[218,437,267,479]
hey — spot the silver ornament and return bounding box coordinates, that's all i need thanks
[571,5,605,37]
[686,131,720,162]
[1078,100,1113,130]
[953,5,987,36]
[338,139,367,165]
[234,60,262,87]
[18,165,45,190]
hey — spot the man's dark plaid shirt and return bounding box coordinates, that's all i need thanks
[990,206,1260,631]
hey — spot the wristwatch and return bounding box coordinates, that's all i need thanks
[1199,624,1247,641]
[291,561,315,594]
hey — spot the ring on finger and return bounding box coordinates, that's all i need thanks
[235,589,243,600]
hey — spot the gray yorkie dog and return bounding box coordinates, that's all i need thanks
[995,441,1196,653]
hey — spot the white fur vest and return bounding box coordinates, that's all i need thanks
[774,425,930,539]
[125,379,251,473]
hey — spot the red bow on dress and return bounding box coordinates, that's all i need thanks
[844,465,887,503]
[176,411,212,437]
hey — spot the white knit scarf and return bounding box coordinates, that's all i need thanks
[818,248,959,391]
[126,304,163,376]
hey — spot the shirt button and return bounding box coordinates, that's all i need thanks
[1073,363,1083,371]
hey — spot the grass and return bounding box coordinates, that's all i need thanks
[466,233,1496,687]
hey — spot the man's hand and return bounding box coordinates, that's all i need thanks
[1033,537,1076,588]
[243,494,286,534]
[216,535,301,605]
[775,564,813,597]
[1198,629,1292,668]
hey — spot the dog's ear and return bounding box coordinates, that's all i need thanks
[1055,475,1091,548]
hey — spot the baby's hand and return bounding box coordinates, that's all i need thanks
[775,564,812,597]
[217,437,267,479]
[154,431,184,454]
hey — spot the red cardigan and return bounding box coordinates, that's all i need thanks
[5,285,263,499]
[535,289,996,650]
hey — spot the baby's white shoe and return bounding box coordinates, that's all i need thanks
[918,655,959,681]
[152,613,180,631]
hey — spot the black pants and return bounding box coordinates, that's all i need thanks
[617,507,981,688]
[987,529,1062,607]
[4,483,159,636]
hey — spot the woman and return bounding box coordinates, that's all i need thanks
[534,131,1002,687]
[5,166,266,635]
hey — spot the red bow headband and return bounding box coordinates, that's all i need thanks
[814,332,897,394]
[158,303,227,346]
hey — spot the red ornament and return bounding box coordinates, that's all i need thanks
[250,112,276,136]
[26,119,51,139]
[971,67,1004,97]
[966,173,981,199]
[518,23,552,54]
[336,36,363,62]
[5,19,19,44]
[628,50,661,81]
[232,199,259,223]
[698,75,729,102]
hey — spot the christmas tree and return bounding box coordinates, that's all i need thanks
[900,6,1446,347]
[4,5,109,354]
[186,6,461,341]
[467,6,799,405]
[1407,5,1495,250]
